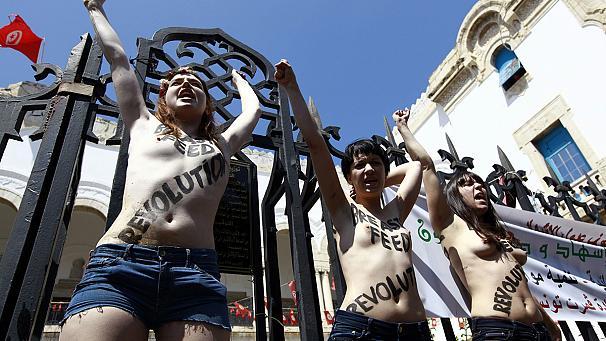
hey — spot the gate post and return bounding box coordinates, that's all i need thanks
[0,33,102,340]
[277,87,324,339]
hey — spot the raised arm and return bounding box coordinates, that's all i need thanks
[384,161,423,223]
[393,109,453,231]
[274,60,351,228]
[221,71,262,156]
[84,0,149,129]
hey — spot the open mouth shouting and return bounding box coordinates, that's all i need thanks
[178,88,196,101]
[363,177,379,190]
[474,190,487,204]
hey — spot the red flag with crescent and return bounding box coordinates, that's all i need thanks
[288,280,298,305]
[0,15,43,63]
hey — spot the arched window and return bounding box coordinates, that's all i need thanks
[492,46,526,90]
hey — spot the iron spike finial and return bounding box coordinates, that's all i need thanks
[585,173,599,192]
[445,133,460,161]
[307,96,323,129]
[497,146,515,172]
[384,116,397,147]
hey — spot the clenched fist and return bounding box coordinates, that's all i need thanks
[84,0,105,10]
[392,108,410,128]
[274,59,297,89]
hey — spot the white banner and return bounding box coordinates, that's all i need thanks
[385,190,606,321]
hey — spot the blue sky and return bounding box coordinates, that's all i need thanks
[0,1,476,150]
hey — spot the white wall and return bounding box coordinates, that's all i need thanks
[414,1,606,189]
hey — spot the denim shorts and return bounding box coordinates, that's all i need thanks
[328,309,432,340]
[471,317,551,341]
[61,243,230,331]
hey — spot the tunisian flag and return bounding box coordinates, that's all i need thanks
[0,15,43,63]
[288,280,298,306]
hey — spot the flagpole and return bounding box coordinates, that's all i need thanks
[38,38,46,63]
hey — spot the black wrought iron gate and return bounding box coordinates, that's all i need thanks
[0,27,334,341]
[1,27,605,341]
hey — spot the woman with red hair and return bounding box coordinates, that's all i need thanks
[60,1,262,340]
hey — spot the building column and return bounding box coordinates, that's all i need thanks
[315,270,326,325]
[321,271,334,315]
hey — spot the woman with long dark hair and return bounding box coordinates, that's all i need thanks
[394,108,561,341]
[275,60,431,340]
[59,1,262,340]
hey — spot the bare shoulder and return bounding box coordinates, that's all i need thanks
[438,214,467,239]
[331,198,357,232]
[127,109,155,137]
[215,133,233,158]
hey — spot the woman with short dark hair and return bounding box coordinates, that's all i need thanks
[275,60,431,340]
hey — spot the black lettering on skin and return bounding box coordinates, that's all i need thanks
[118,228,143,244]
[369,225,381,244]
[187,144,200,157]
[391,234,403,252]
[155,124,219,157]
[493,302,511,314]
[381,231,391,250]
[175,172,195,194]
[127,215,150,231]
[350,204,359,224]
[504,275,520,288]
[381,221,392,231]
[502,281,516,293]
[199,143,215,155]
[510,265,524,281]
[346,266,416,312]
[375,282,392,301]
[401,233,411,252]
[210,154,226,182]
[367,215,378,226]
[126,202,157,233]
[118,154,227,244]
[203,162,214,186]
[151,190,170,212]
[354,295,372,312]
[387,217,401,230]
[396,272,409,291]
[494,296,512,308]
[494,287,512,301]
[190,165,205,188]
[174,138,186,155]
[386,276,402,303]
[491,264,525,315]
[358,210,368,224]
[143,201,157,220]
[162,182,183,205]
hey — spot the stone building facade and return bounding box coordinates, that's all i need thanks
[404,0,606,219]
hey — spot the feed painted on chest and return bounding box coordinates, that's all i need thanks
[154,124,216,158]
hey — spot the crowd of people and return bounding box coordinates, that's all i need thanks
[58,1,563,340]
